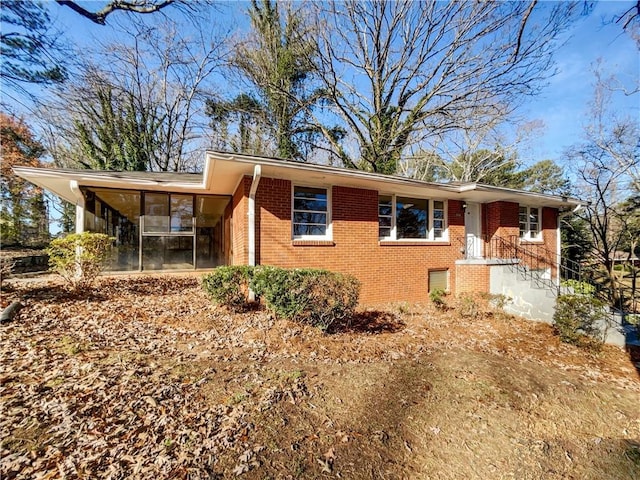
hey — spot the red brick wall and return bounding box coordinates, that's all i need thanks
[455,264,490,293]
[231,176,559,303]
[231,177,251,265]
[484,201,519,240]
[232,176,465,304]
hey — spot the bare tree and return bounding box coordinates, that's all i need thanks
[614,0,640,48]
[39,15,227,172]
[309,0,579,173]
[401,117,527,182]
[397,118,555,189]
[566,70,639,307]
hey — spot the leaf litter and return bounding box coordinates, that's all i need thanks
[1,274,639,479]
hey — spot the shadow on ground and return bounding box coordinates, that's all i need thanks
[337,310,406,334]
[626,344,640,378]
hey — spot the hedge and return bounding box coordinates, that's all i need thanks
[202,265,361,331]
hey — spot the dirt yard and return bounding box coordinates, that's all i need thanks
[1,274,639,479]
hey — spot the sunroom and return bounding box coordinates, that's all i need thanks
[82,187,230,271]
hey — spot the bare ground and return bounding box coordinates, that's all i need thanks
[1,274,639,479]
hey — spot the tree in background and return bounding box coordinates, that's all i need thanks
[565,71,639,308]
[0,113,49,246]
[1,0,198,102]
[39,15,226,173]
[208,0,325,160]
[310,0,579,173]
[520,159,572,195]
[0,0,67,100]
[613,0,640,48]
[207,93,272,155]
[73,78,155,171]
[55,0,181,25]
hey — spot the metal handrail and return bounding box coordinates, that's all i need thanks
[455,235,637,313]
[455,234,593,294]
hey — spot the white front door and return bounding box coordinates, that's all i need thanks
[464,202,482,258]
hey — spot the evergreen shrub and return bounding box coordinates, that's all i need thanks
[47,232,113,292]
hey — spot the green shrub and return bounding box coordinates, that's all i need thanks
[626,314,640,336]
[429,288,447,310]
[484,293,511,311]
[202,266,254,312]
[553,294,608,350]
[47,232,113,291]
[252,266,360,332]
[561,279,596,296]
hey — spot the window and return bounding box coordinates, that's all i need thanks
[378,196,392,238]
[143,193,194,234]
[519,206,541,240]
[378,195,447,241]
[170,195,193,232]
[432,200,445,239]
[293,186,330,238]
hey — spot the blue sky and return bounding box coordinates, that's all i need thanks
[519,1,639,164]
[7,1,640,168]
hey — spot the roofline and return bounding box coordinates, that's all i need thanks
[465,182,582,209]
[13,151,584,210]
[206,150,583,208]
[206,150,462,193]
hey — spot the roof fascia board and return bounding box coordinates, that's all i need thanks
[210,151,461,193]
[14,166,206,191]
[472,183,582,207]
[206,151,582,207]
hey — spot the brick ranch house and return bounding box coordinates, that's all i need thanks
[15,151,583,321]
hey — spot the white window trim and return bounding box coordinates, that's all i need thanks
[519,205,543,242]
[379,194,448,242]
[291,184,332,240]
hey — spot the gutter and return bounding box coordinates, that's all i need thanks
[247,165,262,302]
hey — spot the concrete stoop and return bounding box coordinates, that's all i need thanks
[489,263,630,347]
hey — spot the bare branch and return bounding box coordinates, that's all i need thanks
[55,0,176,25]
[311,0,579,172]
[513,0,538,60]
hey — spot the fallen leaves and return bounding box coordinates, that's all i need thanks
[1,274,638,479]
[0,276,271,479]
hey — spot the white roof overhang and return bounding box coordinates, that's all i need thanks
[12,167,206,204]
[13,151,583,211]
[206,152,582,210]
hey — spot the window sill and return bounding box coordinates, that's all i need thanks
[292,240,335,247]
[379,240,451,246]
[519,238,544,245]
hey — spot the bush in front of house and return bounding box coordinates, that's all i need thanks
[251,266,360,332]
[202,266,254,312]
[429,288,447,310]
[553,293,608,350]
[46,232,113,292]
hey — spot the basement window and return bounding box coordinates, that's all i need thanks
[429,269,448,292]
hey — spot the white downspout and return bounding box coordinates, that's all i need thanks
[248,165,262,300]
[69,181,85,282]
[557,204,583,286]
